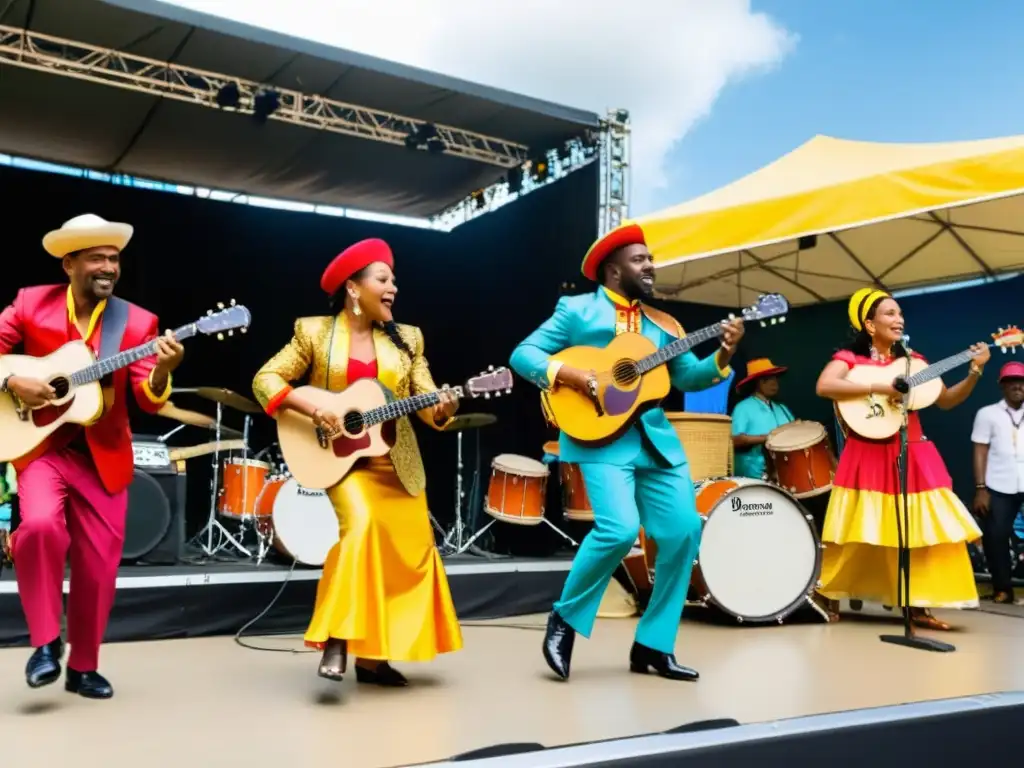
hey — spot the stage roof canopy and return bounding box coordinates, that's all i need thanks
[640,134,1024,308]
[0,0,599,218]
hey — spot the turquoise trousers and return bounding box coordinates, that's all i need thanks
[554,446,702,655]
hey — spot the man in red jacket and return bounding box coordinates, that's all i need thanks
[0,214,184,699]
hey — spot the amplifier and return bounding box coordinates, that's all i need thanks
[125,435,186,564]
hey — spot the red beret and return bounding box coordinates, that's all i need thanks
[580,223,646,281]
[320,239,395,295]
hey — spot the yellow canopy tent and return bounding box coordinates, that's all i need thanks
[637,134,1024,308]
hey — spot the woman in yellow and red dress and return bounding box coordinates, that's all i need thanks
[252,239,463,685]
[814,287,989,630]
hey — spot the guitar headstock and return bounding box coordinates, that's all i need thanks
[464,366,514,400]
[738,293,790,328]
[993,325,1024,354]
[198,299,252,341]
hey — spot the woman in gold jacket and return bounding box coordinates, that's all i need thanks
[252,238,463,686]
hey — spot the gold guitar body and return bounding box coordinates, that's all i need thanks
[543,333,671,446]
[276,379,396,490]
[836,357,943,440]
[0,341,105,462]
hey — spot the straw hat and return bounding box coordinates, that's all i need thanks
[42,214,133,258]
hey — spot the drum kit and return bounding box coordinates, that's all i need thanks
[473,414,840,626]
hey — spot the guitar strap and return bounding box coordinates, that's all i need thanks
[98,295,130,388]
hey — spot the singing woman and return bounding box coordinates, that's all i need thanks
[814,287,988,630]
[252,238,463,685]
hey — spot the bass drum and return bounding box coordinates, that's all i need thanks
[692,477,821,624]
[257,479,339,566]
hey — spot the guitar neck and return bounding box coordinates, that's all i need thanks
[906,343,991,388]
[636,322,723,374]
[362,386,464,427]
[70,325,197,386]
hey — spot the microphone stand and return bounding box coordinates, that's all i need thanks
[880,338,955,653]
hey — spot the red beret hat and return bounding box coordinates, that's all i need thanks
[580,222,647,281]
[320,238,394,296]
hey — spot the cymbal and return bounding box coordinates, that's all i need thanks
[193,387,263,414]
[442,413,498,432]
[159,401,215,428]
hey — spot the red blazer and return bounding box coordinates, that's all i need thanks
[0,285,170,495]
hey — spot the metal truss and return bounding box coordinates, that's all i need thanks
[0,24,529,168]
[598,109,631,234]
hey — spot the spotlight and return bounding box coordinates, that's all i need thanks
[532,156,549,183]
[506,167,523,194]
[470,190,485,210]
[215,83,240,109]
[252,89,280,124]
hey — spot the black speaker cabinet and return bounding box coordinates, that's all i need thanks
[126,437,187,565]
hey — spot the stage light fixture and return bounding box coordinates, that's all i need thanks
[506,167,523,194]
[532,157,549,183]
[471,189,485,209]
[252,89,280,124]
[215,83,240,109]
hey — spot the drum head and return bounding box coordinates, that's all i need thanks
[766,420,825,451]
[271,481,339,566]
[699,480,819,621]
[492,453,549,477]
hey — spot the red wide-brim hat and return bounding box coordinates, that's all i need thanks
[320,238,394,296]
[580,222,646,282]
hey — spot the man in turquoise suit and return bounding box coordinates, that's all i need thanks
[510,223,744,682]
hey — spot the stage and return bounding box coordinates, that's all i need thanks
[0,604,1021,767]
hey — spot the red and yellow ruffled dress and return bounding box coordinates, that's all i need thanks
[819,350,981,608]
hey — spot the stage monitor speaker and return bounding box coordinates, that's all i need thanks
[125,437,186,565]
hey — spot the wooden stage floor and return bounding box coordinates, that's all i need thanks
[1,604,1023,768]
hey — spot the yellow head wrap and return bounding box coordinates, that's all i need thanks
[847,287,891,332]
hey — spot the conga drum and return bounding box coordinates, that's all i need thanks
[764,421,835,499]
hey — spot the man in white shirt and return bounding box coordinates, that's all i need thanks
[971,360,1024,604]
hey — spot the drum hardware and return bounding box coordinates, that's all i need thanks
[439,413,500,556]
[167,439,246,462]
[459,453,578,553]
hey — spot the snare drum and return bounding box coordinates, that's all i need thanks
[764,421,835,498]
[218,458,272,517]
[485,454,548,525]
[255,479,339,566]
[691,477,821,623]
[560,462,594,521]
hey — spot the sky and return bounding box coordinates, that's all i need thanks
[164,0,1024,217]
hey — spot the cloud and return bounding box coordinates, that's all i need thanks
[167,0,796,214]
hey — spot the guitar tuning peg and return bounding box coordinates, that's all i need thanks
[484,393,491,399]
[217,333,224,341]
[760,321,766,328]
[230,298,236,305]
[206,309,213,316]
[217,302,225,309]
[227,330,233,336]
[240,327,247,334]
[779,317,785,323]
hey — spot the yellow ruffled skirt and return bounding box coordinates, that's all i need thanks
[304,456,464,661]
[820,434,981,609]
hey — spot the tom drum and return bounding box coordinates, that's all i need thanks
[764,420,835,499]
[485,454,549,526]
[691,477,821,623]
[218,458,271,518]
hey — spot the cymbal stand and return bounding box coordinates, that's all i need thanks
[440,431,468,554]
[190,401,251,558]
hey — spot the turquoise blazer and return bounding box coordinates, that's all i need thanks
[510,288,730,467]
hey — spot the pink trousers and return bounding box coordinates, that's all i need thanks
[12,447,127,671]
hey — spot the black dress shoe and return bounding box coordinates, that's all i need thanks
[65,669,114,699]
[25,638,63,689]
[542,611,575,681]
[629,642,699,681]
[355,662,408,687]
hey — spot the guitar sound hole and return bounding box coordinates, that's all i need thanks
[49,376,70,398]
[611,360,640,386]
[343,411,365,434]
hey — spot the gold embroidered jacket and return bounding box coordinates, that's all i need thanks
[252,313,454,496]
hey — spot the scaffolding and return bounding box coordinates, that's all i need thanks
[598,109,631,235]
[0,24,529,168]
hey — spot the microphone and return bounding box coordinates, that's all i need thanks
[900,333,911,352]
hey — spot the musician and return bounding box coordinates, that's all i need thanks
[731,357,794,479]
[0,214,184,698]
[970,360,1024,604]
[252,238,463,686]
[814,287,986,629]
[509,223,743,681]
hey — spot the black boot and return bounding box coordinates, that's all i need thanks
[629,642,698,681]
[25,637,63,689]
[65,668,114,699]
[542,611,575,681]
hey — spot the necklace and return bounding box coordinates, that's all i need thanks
[1006,406,1024,449]
[869,346,893,363]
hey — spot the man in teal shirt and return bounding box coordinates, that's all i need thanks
[731,358,794,479]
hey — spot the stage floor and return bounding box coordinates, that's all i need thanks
[2,604,1022,768]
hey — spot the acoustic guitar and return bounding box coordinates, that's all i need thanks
[0,301,251,462]
[541,293,790,445]
[837,325,1024,440]
[277,366,514,490]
